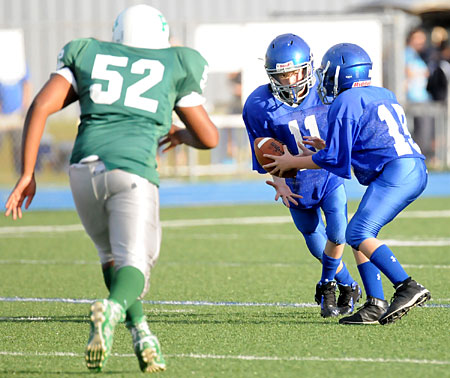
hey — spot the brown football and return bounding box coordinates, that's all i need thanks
[253,137,297,178]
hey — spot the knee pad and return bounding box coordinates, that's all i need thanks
[346,219,370,250]
[324,221,346,245]
[326,230,346,245]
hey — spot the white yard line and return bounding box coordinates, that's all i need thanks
[0,259,448,269]
[0,209,449,235]
[0,350,447,365]
[0,296,448,308]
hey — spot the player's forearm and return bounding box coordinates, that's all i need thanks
[20,104,48,176]
[292,155,321,170]
[175,128,214,149]
[175,106,219,149]
[20,74,77,176]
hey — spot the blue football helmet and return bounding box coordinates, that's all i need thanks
[265,33,314,106]
[316,43,372,104]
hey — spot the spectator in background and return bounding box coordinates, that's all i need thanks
[405,27,431,102]
[405,27,435,161]
[0,65,31,172]
[427,27,450,102]
[428,26,448,63]
[427,43,450,102]
[223,71,242,163]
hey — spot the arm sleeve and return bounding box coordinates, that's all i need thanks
[53,38,91,96]
[312,117,356,179]
[242,100,270,174]
[175,48,209,103]
[56,38,89,72]
[175,91,206,107]
[55,67,78,94]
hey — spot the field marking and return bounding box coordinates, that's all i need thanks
[0,296,314,308]
[162,233,450,247]
[0,296,448,308]
[0,224,84,234]
[0,309,193,321]
[0,209,449,235]
[0,259,98,265]
[0,351,448,365]
[382,239,450,247]
[0,259,448,270]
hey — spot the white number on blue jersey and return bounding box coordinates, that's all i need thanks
[391,104,422,154]
[288,120,303,153]
[90,54,164,113]
[288,116,321,155]
[377,104,421,156]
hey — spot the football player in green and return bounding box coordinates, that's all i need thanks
[4,4,218,373]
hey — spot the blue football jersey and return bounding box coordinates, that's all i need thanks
[243,84,343,209]
[312,86,425,186]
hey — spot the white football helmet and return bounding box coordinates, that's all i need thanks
[112,4,170,49]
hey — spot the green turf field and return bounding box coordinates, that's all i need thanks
[0,197,449,377]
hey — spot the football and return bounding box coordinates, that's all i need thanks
[253,137,297,178]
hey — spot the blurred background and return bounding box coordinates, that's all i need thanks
[0,0,449,188]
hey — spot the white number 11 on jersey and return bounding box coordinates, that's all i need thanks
[288,115,321,155]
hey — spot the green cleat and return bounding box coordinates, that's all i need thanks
[127,317,166,373]
[85,299,125,372]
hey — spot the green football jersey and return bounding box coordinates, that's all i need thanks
[57,38,208,186]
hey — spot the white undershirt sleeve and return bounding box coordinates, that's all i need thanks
[175,91,206,107]
[54,67,78,94]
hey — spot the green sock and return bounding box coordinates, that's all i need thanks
[109,266,145,311]
[102,264,145,323]
[125,300,145,325]
[102,264,115,289]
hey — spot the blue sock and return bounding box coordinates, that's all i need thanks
[370,245,409,285]
[334,262,355,286]
[320,254,341,284]
[357,261,384,300]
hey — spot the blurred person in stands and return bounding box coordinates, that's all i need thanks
[0,65,31,172]
[405,27,435,161]
[4,4,218,374]
[427,26,450,102]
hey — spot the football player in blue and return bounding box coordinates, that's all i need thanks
[263,42,431,325]
[243,34,361,318]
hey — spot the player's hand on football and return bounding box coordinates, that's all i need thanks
[296,142,315,156]
[266,178,302,207]
[4,174,36,220]
[263,145,296,177]
[158,124,183,153]
[302,136,326,151]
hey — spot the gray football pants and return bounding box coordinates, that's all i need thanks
[69,160,161,298]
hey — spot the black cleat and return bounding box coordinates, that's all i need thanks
[315,281,340,318]
[337,282,362,315]
[378,278,431,325]
[339,296,388,325]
